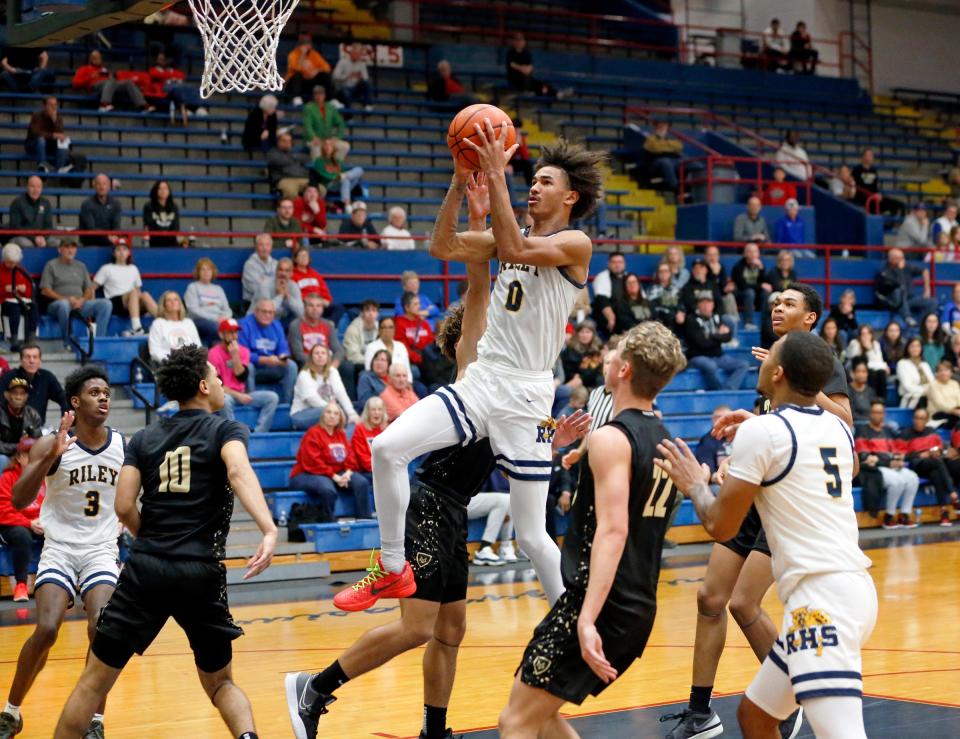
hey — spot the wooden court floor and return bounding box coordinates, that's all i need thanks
[1,536,958,738]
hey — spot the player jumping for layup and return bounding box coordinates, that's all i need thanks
[0,367,121,739]
[334,123,604,610]
[54,346,277,739]
[657,331,875,739]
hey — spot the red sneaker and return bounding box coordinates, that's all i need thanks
[12,582,28,602]
[333,552,416,612]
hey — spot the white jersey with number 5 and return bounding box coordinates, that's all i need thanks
[41,428,124,546]
[727,405,871,602]
[477,230,586,373]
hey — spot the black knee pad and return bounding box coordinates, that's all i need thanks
[91,633,135,670]
[194,637,233,674]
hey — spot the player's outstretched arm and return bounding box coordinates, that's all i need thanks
[577,425,631,684]
[115,465,142,535]
[12,410,75,509]
[818,392,853,429]
[429,170,496,264]
[222,440,278,580]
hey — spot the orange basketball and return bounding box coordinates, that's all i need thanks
[446,103,517,171]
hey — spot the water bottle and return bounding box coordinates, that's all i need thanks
[278,508,288,527]
[220,127,228,145]
[168,100,175,124]
[134,366,144,384]
[915,507,923,525]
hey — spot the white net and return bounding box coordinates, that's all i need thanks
[187,0,301,98]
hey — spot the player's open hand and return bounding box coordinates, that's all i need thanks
[561,447,582,470]
[463,118,519,175]
[654,438,710,496]
[50,411,76,459]
[465,171,491,222]
[244,529,277,580]
[711,408,755,442]
[751,346,770,362]
[553,409,592,450]
[578,620,617,683]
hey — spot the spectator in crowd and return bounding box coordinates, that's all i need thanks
[591,252,627,330]
[246,257,303,327]
[0,377,42,468]
[242,233,277,308]
[267,131,313,201]
[148,52,205,123]
[643,120,683,192]
[380,362,418,422]
[313,137,364,209]
[419,317,456,392]
[469,487,515,565]
[291,247,343,324]
[332,42,373,109]
[927,360,960,429]
[93,241,157,337]
[364,316,410,372]
[827,288,858,343]
[238,299,298,403]
[344,299,380,366]
[505,32,558,97]
[763,166,797,207]
[764,249,798,293]
[287,293,344,370]
[39,241,112,344]
[293,185,328,242]
[662,244,690,287]
[684,291,748,391]
[8,176,55,248]
[0,437,44,603]
[184,257,233,347]
[829,164,857,201]
[852,148,905,217]
[775,131,811,181]
[241,94,279,153]
[392,271,440,323]
[702,245,738,319]
[0,344,65,422]
[263,198,304,247]
[941,282,960,334]
[290,343,358,430]
[148,290,200,363]
[677,258,731,333]
[24,96,68,173]
[602,273,651,335]
[695,405,733,487]
[932,202,958,243]
[847,358,878,426]
[506,118,535,198]
[1,46,54,92]
[928,228,958,264]
[731,242,769,330]
[856,401,920,529]
[896,202,932,250]
[304,85,348,161]
[733,196,770,243]
[762,18,790,71]
[847,324,888,397]
[380,207,416,251]
[900,406,960,525]
[71,49,153,112]
[874,247,936,327]
[0,243,37,351]
[819,317,846,363]
[337,200,378,248]
[789,21,819,74]
[207,317,278,433]
[560,320,604,390]
[141,179,181,247]
[79,173,122,247]
[394,292,435,367]
[647,262,682,331]
[290,401,372,522]
[284,32,332,106]
[351,397,388,482]
[920,312,947,370]
[426,59,473,107]
[897,337,933,408]
[357,348,391,409]
[882,320,906,370]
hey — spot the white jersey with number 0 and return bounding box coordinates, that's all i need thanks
[477,230,586,373]
[727,405,871,602]
[41,428,125,546]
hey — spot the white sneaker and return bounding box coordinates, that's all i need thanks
[196,107,209,117]
[292,96,303,107]
[473,545,503,566]
[499,542,518,562]
[330,99,345,109]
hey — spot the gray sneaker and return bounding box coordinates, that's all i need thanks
[84,718,105,739]
[661,708,723,739]
[780,708,803,739]
[0,712,22,739]
[284,671,336,739]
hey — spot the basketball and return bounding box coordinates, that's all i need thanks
[446,103,517,171]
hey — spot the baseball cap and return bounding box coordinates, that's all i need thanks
[16,437,36,454]
[696,290,715,302]
[785,198,799,209]
[351,200,367,211]
[691,257,707,268]
[219,318,240,333]
[7,378,29,391]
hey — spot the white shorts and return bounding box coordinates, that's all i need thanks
[746,570,877,720]
[35,539,120,607]
[435,360,555,482]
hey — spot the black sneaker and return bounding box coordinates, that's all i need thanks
[419,730,458,738]
[779,707,803,739]
[84,718,105,739]
[661,708,723,739]
[284,671,336,739]
[0,712,22,739]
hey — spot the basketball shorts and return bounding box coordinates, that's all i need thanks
[517,587,655,705]
[93,552,243,673]
[435,360,555,482]
[405,484,469,604]
[720,505,771,558]
[746,570,877,720]
[35,538,119,608]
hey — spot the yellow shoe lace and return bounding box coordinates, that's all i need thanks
[352,550,386,592]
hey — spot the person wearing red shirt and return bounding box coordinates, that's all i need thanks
[762,166,798,207]
[291,246,344,326]
[0,243,38,352]
[71,49,152,112]
[351,396,388,483]
[394,292,435,366]
[380,363,418,422]
[293,186,328,241]
[0,438,44,602]
[289,402,372,521]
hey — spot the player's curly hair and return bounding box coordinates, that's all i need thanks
[535,138,607,221]
[155,345,210,402]
[64,366,110,403]
[620,321,686,399]
[436,303,464,362]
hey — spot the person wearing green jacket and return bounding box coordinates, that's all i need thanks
[313,138,364,208]
[304,86,349,161]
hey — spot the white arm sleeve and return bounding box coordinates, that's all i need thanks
[727,414,793,486]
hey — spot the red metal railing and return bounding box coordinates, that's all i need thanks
[678,154,814,205]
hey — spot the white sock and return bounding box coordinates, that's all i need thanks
[130,317,142,330]
[92,713,104,724]
[509,478,564,605]
[3,703,20,720]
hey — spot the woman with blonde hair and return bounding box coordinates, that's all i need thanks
[290,343,359,430]
[148,290,201,363]
[351,396,389,483]
[184,256,232,346]
[559,319,604,389]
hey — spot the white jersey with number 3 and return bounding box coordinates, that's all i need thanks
[727,405,871,602]
[477,231,586,373]
[41,428,125,546]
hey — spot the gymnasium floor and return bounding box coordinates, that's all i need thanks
[1,529,958,738]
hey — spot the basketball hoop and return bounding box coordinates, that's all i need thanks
[186,0,300,98]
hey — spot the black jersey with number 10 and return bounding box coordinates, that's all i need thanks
[124,409,250,561]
